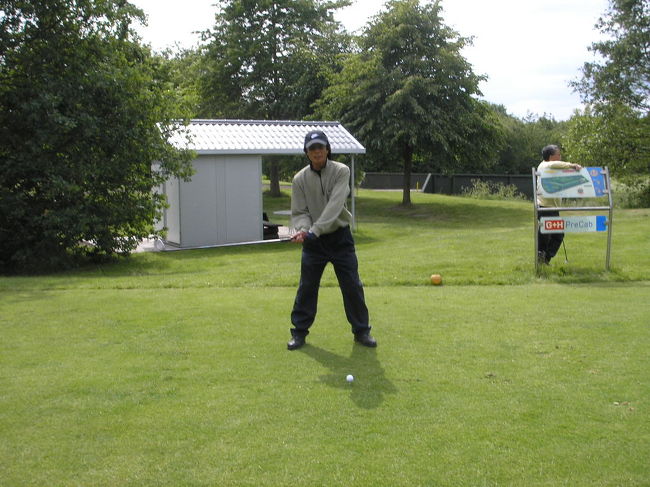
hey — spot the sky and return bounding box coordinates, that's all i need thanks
[130,0,610,121]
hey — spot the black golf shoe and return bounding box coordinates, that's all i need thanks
[287,335,306,350]
[354,332,377,348]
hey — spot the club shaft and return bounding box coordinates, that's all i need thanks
[161,238,290,251]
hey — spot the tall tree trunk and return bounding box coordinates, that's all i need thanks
[401,144,413,206]
[269,160,281,197]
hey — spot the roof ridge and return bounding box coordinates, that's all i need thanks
[169,119,366,154]
[190,119,341,126]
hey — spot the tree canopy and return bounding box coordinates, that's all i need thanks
[567,0,649,205]
[199,0,351,119]
[0,0,194,272]
[199,0,352,195]
[573,0,649,114]
[317,0,503,205]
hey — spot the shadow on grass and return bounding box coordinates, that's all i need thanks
[300,344,397,409]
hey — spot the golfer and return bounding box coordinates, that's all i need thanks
[286,130,376,350]
[536,144,582,264]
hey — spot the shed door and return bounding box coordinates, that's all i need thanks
[179,155,262,246]
[218,156,262,243]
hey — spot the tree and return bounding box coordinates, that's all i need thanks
[0,0,194,272]
[573,0,649,113]
[569,0,649,204]
[155,46,203,119]
[563,105,650,206]
[492,108,568,174]
[316,0,502,206]
[199,0,351,196]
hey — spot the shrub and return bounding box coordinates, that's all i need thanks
[462,179,526,201]
[612,177,650,209]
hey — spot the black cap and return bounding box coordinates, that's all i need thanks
[304,130,329,151]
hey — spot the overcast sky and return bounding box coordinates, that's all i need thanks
[130,0,610,121]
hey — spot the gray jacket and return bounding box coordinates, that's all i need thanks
[291,159,352,237]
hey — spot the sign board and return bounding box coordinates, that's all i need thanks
[540,215,608,234]
[539,166,607,199]
[532,165,613,272]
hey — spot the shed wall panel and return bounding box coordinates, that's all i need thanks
[165,177,181,245]
[166,155,263,247]
[223,156,262,243]
[180,159,218,246]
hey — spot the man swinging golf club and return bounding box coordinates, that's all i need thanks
[286,130,376,350]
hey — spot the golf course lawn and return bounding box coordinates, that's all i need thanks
[1,190,648,486]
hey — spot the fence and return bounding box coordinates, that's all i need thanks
[360,172,534,199]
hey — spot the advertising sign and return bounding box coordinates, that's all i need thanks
[540,215,608,234]
[539,166,607,199]
[533,165,613,271]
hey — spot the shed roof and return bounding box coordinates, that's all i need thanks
[170,119,366,155]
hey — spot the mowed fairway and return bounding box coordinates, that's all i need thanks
[1,190,649,486]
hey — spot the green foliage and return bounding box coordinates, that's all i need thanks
[0,0,194,273]
[563,105,648,170]
[317,0,503,205]
[573,0,649,114]
[462,179,526,201]
[492,107,569,174]
[154,47,204,118]
[198,0,351,119]
[263,154,305,182]
[612,176,650,208]
[566,0,649,206]
[198,0,352,196]
[563,105,650,207]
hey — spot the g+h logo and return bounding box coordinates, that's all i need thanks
[544,219,564,231]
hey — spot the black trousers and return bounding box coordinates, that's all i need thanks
[290,226,370,338]
[538,209,564,261]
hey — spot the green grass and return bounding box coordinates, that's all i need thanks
[1,190,649,486]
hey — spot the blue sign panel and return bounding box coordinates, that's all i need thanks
[587,167,607,197]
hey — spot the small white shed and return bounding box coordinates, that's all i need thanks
[157,119,366,249]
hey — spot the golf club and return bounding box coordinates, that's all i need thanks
[158,237,292,252]
[562,239,569,263]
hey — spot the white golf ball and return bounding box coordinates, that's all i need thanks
[346,374,354,382]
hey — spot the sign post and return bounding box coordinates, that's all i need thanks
[532,166,613,273]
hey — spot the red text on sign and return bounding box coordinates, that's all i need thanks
[544,219,565,231]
